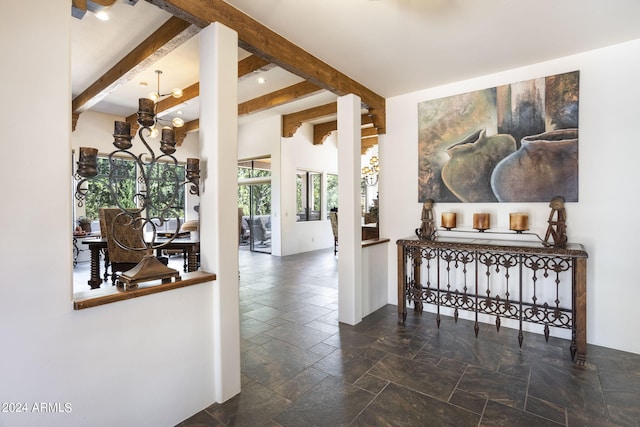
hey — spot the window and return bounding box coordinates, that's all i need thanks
[237,158,272,216]
[81,156,185,221]
[327,173,338,217]
[296,170,321,221]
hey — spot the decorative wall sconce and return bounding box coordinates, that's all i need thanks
[74,72,200,290]
[362,155,379,186]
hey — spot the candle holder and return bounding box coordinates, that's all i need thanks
[473,213,490,232]
[441,212,457,230]
[509,213,529,234]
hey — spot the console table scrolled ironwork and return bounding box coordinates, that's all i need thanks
[397,235,588,364]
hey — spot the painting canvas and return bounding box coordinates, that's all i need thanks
[417,71,579,203]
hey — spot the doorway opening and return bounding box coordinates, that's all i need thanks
[238,158,272,254]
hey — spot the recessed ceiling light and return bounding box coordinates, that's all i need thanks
[257,77,266,84]
[95,11,110,21]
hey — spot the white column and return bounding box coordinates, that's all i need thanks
[337,94,363,325]
[199,23,241,403]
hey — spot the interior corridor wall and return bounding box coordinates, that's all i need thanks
[238,114,282,255]
[238,116,338,256]
[0,2,219,426]
[280,122,338,256]
[380,38,640,354]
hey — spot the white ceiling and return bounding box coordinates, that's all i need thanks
[71,0,640,125]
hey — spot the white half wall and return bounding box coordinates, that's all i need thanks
[380,38,640,354]
[0,2,219,426]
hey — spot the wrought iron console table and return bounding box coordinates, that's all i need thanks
[397,235,588,364]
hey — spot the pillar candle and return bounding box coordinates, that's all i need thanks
[473,213,490,231]
[509,213,529,232]
[441,212,456,229]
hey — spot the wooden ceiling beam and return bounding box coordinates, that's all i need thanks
[147,0,386,133]
[238,81,322,116]
[238,55,273,78]
[72,0,87,19]
[361,136,378,155]
[312,114,375,145]
[122,54,271,126]
[149,80,321,136]
[72,16,199,114]
[282,102,337,138]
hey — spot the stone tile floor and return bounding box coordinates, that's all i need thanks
[177,248,640,426]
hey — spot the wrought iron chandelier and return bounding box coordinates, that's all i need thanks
[362,155,379,186]
[75,71,200,290]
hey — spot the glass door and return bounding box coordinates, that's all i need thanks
[238,157,272,254]
[247,183,271,253]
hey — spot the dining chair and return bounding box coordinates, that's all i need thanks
[99,208,146,284]
[329,211,338,255]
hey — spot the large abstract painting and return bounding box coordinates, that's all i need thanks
[418,71,579,203]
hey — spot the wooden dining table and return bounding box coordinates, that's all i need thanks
[81,237,200,289]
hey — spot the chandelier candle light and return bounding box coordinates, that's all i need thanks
[362,155,379,186]
[75,72,200,290]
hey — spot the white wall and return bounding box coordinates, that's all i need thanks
[239,118,338,257]
[281,123,338,256]
[237,114,282,255]
[380,38,640,354]
[0,2,222,426]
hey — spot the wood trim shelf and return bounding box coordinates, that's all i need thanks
[73,271,216,310]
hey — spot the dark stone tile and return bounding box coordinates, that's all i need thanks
[265,317,289,327]
[305,319,340,334]
[458,365,527,410]
[274,376,373,427]
[419,326,503,371]
[352,383,480,427]
[313,348,378,384]
[246,333,273,346]
[367,353,461,400]
[207,381,291,427]
[480,400,563,426]
[370,331,427,359]
[274,367,328,401]
[589,344,640,376]
[308,342,337,357]
[241,339,323,388]
[353,373,389,395]
[449,389,487,415]
[529,361,607,417]
[240,317,274,339]
[177,409,225,426]
[526,395,566,425]
[265,322,332,350]
[278,304,334,324]
[566,407,624,427]
[300,294,337,307]
[602,388,640,427]
[243,306,286,322]
[240,337,258,353]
